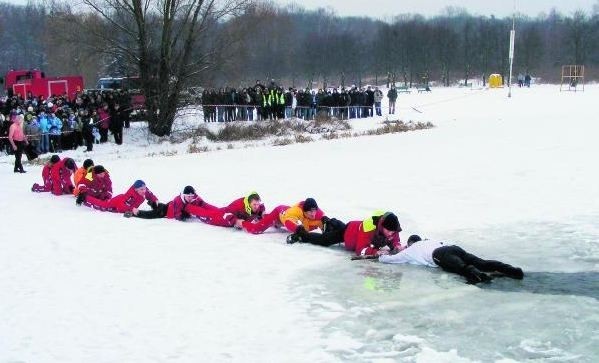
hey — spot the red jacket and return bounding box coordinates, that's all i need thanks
[221,197,265,222]
[166,194,207,220]
[343,221,401,256]
[97,108,111,129]
[78,170,113,200]
[41,163,53,187]
[31,163,55,192]
[110,185,158,213]
[50,159,75,196]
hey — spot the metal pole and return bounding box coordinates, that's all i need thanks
[508,1,516,98]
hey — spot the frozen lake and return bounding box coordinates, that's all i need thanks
[1,85,598,362]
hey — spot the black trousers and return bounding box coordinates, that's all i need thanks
[135,203,169,219]
[13,141,25,172]
[99,128,109,143]
[432,245,519,278]
[301,218,348,247]
[84,132,94,151]
[113,128,123,145]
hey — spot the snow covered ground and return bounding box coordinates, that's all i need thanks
[1,85,598,362]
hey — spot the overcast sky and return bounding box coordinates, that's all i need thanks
[3,0,596,18]
[276,0,596,18]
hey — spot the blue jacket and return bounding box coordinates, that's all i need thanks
[38,115,50,133]
[48,115,62,135]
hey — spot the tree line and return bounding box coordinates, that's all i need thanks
[0,1,597,135]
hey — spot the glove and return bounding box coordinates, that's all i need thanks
[371,233,391,250]
[179,210,190,221]
[147,200,158,210]
[294,225,307,235]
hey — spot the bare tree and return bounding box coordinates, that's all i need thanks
[79,0,251,136]
[564,10,596,65]
[517,23,544,74]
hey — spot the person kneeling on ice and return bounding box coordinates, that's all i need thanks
[77,179,159,214]
[49,157,77,196]
[124,185,206,220]
[76,165,113,202]
[240,197,325,235]
[288,211,403,256]
[31,154,60,192]
[220,192,266,229]
[73,159,94,195]
[379,235,524,284]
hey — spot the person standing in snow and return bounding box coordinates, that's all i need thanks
[78,179,159,214]
[387,85,398,115]
[288,211,402,257]
[8,114,29,173]
[110,102,125,145]
[97,103,111,143]
[379,235,524,284]
[373,87,383,116]
[517,73,524,87]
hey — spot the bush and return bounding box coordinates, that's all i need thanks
[364,121,434,136]
[272,138,294,146]
[188,143,209,154]
[295,134,313,143]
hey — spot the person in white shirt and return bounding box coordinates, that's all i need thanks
[379,235,524,284]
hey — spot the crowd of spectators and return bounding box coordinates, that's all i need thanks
[1,90,132,155]
[201,80,399,122]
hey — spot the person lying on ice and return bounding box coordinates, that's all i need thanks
[122,186,231,225]
[48,157,77,196]
[76,165,113,202]
[181,188,237,227]
[31,154,60,193]
[379,235,524,284]
[240,197,325,234]
[220,192,266,229]
[287,211,403,256]
[77,179,159,214]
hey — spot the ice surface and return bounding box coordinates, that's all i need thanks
[1,85,598,362]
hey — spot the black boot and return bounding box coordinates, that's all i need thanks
[75,192,86,206]
[463,265,493,284]
[286,233,302,244]
[287,226,307,244]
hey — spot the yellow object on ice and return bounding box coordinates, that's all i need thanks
[489,74,503,88]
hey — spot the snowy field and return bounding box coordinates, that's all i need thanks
[1,85,598,362]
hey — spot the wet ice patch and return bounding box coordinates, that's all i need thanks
[516,339,582,361]
[290,247,599,362]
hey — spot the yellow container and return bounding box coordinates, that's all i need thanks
[489,74,503,88]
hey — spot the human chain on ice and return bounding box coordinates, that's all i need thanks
[30,153,524,285]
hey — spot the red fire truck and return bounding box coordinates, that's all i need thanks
[3,69,84,100]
